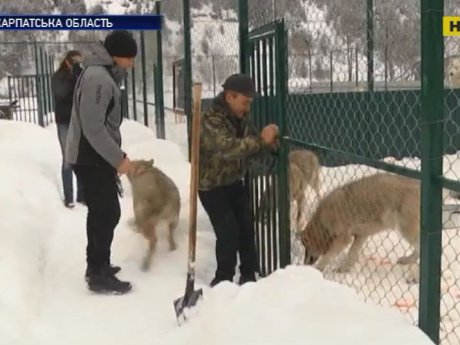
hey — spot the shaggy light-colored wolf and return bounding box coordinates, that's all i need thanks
[259,149,321,229]
[126,159,181,271]
[300,173,420,282]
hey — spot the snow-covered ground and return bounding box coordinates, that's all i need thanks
[0,117,437,345]
[5,94,459,343]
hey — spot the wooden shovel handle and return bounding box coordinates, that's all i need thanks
[188,82,202,269]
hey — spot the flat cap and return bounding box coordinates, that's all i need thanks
[222,74,256,97]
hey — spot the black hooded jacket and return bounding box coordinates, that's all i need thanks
[51,63,82,124]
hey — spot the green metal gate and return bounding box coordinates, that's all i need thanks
[8,75,53,127]
[244,19,290,276]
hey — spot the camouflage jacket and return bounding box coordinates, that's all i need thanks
[199,93,270,191]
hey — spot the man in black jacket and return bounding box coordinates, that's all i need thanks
[51,50,85,208]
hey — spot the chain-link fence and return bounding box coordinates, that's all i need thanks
[440,2,460,345]
[0,29,166,139]
[238,0,460,344]
[0,39,105,127]
[189,2,239,90]
[127,31,156,129]
[160,0,241,157]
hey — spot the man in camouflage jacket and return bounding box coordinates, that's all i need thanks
[198,74,279,287]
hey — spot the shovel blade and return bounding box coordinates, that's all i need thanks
[173,288,203,324]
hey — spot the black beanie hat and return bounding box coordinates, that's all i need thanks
[103,30,138,58]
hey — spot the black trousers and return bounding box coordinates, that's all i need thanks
[73,165,121,273]
[199,181,259,281]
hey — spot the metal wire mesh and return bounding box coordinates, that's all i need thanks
[156,1,242,154]
[190,0,239,97]
[246,0,460,343]
[126,31,156,128]
[440,2,460,344]
[0,37,102,127]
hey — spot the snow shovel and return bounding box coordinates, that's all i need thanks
[173,82,203,324]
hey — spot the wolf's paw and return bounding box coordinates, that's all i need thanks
[334,263,352,273]
[405,267,419,284]
[397,255,417,265]
[405,274,419,285]
[127,218,140,231]
[314,263,326,273]
[141,259,151,272]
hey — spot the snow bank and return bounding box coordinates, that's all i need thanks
[162,266,434,345]
[0,120,62,344]
[0,119,436,345]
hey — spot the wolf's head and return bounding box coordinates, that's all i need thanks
[301,224,320,266]
[448,58,460,88]
[300,217,334,266]
[127,158,155,181]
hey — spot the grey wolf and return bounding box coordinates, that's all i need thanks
[259,149,321,230]
[288,149,321,228]
[300,173,420,283]
[127,159,180,271]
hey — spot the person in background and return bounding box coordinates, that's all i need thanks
[66,30,137,295]
[51,50,85,208]
[198,74,279,287]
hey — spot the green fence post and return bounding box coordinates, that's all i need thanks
[355,46,359,89]
[7,76,12,106]
[49,56,55,119]
[238,0,249,74]
[131,66,137,121]
[122,77,129,119]
[183,0,193,161]
[418,0,444,342]
[42,48,50,125]
[330,50,333,92]
[35,45,44,127]
[276,21,290,268]
[140,30,148,127]
[309,47,313,93]
[240,0,259,271]
[155,0,166,139]
[366,0,374,92]
[43,51,51,125]
[153,64,159,134]
[384,27,388,91]
[33,43,39,75]
[212,55,216,97]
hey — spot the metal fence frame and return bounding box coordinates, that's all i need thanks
[0,17,165,138]
[181,0,453,343]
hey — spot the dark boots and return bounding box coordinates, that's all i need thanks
[238,273,256,285]
[210,274,257,287]
[85,264,121,282]
[85,265,131,295]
